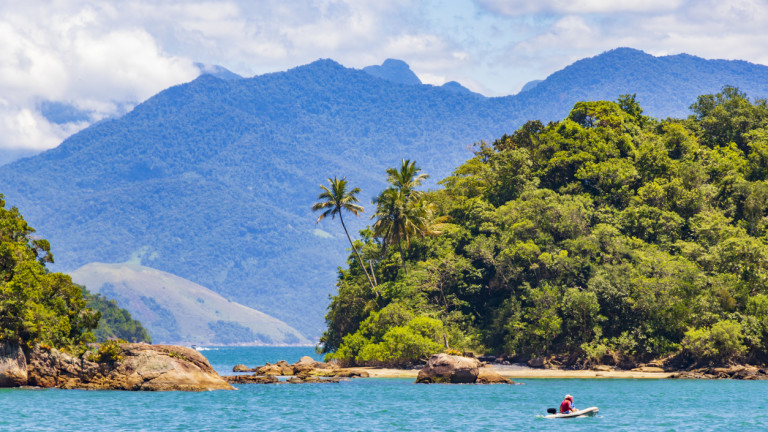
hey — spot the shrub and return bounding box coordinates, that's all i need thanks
[682,320,746,364]
[89,339,126,363]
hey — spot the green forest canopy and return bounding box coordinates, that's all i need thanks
[321,87,768,368]
[0,196,150,348]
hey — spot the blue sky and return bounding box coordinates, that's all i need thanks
[2,0,768,153]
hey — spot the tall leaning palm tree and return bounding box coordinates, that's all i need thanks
[312,177,376,291]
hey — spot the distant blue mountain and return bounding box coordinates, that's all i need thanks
[519,79,542,93]
[2,48,768,337]
[195,63,243,81]
[363,59,422,85]
[0,148,37,168]
[441,81,484,98]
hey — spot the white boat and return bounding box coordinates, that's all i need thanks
[544,406,599,419]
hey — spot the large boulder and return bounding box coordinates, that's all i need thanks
[27,343,233,391]
[416,354,480,384]
[256,360,294,376]
[292,356,335,373]
[233,364,255,372]
[0,342,28,387]
[476,367,513,384]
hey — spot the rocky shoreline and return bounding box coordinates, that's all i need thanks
[224,354,515,385]
[0,341,233,391]
[224,353,768,382]
[223,356,370,384]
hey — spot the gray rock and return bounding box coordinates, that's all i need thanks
[476,367,513,384]
[0,342,28,387]
[416,354,480,384]
[223,374,280,384]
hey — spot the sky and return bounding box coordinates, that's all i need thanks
[2,0,768,154]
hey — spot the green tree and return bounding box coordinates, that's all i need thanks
[0,195,99,348]
[312,177,376,291]
[386,159,429,198]
[372,160,430,275]
[82,287,152,343]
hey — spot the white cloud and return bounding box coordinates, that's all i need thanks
[3,0,768,152]
[418,73,448,86]
[0,1,198,151]
[469,0,768,94]
[475,0,685,15]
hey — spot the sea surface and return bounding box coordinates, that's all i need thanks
[1,346,765,431]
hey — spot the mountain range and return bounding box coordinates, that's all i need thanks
[2,47,768,339]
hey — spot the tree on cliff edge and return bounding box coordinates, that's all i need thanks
[0,194,100,349]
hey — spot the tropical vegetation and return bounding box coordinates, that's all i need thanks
[0,194,99,349]
[82,287,152,343]
[0,195,150,350]
[320,87,768,368]
[6,49,768,339]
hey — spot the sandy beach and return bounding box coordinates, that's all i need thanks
[347,365,674,379]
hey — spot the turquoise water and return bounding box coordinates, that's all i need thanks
[1,347,765,431]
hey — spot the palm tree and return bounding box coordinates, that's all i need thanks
[372,160,431,275]
[312,177,376,291]
[386,159,429,198]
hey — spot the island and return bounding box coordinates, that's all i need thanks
[314,88,768,377]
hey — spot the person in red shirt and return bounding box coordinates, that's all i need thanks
[560,394,578,414]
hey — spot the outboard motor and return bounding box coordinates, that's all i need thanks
[547,408,557,414]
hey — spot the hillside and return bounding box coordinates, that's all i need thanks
[322,89,768,368]
[70,263,309,345]
[1,48,768,338]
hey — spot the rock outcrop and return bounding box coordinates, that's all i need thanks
[416,354,481,384]
[0,342,28,387]
[224,357,365,384]
[476,367,513,384]
[233,364,255,372]
[669,366,768,380]
[224,374,279,384]
[292,355,336,374]
[0,343,233,391]
[527,357,548,368]
[287,374,347,384]
[249,357,340,376]
[256,360,295,376]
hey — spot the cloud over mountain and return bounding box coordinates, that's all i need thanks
[4,1,768,157]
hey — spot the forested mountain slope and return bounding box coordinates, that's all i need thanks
[1,48,768,338]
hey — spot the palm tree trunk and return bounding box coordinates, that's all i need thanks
[339,213,378,293]
[397,239,408,276]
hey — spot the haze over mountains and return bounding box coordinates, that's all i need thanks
[2,47,768,339]
[70,262,308,345]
